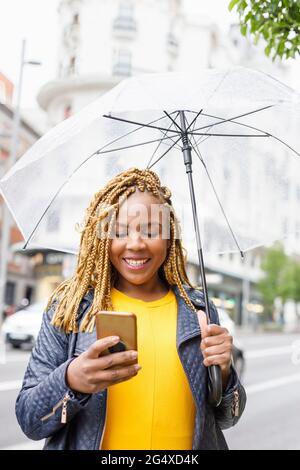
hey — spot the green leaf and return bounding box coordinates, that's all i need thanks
[237,0,247,14]
[277,39,286,56]
[245,11,253,23]
[240,23,247,36]
[228,0,240,12]
[265,44,272,56]
[250,18,259,33]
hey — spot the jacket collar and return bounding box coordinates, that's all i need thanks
[79,284,206,348]
[171,284,206,348]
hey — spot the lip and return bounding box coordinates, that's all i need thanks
[122,258,151,270]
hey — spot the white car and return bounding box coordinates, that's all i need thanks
[1,301,47,349]
[217,308,245,379]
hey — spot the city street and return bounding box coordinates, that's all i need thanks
[0,331,299,450]
[225,331,300,450]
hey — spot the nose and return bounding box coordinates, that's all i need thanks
[125,231,147,250]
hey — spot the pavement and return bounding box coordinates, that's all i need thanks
[0,331,299,450]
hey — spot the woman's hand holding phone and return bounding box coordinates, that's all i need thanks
[66,336,141,394]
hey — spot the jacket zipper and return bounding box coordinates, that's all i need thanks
[40,392,71,423]
[232,389,239,417]
[61,393,71,423]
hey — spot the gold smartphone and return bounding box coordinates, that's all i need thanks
[96,311,138,365]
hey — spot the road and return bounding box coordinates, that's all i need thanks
[224,332,300,450]
[0,332,299,450]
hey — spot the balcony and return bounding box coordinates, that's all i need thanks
[112,15,137,40]
[112,61,132,78]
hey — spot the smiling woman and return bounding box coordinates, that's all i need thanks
[109,189,172,301]
[15,167,246,450]
[48,167,194,332]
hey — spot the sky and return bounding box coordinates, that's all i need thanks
[0,0,236,110]
[0,0,60,108]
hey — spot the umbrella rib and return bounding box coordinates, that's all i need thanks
[103,111,182,151]
[163,110,183,132]
[267,134,300,157]
[185,109,203,132]
[96,109,182,153]
[103,114,181,135]
[23,112,184,248]
[96,135,180,154]
[147,135,182,169]
[146,112,181,168]
[184,112,266,138]
[156,111,182,150]
[191,132,269,137]
[22,150,100,249]
[190,132,244,258]
[188,113,214,146]
[23,135,178,248]
[198,111,300,158]
[98,110,180,152]
[192,105,273,132]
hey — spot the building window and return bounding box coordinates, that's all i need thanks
[24,286,34,303]
[112,49,132,77]
[5,281,16,306]
[282,217,288,234]
[69,56,76,75]
[113,0,136,33]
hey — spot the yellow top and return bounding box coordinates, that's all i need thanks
[100,287,196,450]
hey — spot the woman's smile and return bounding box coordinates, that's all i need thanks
[122,257,151,270]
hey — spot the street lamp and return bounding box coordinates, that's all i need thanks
[0,39,41,358]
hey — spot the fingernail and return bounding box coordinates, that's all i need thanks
[131,351,138,359]
[134,364,142,371]
[111,336,120,343]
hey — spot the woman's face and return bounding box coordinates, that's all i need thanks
[109,189,170,287]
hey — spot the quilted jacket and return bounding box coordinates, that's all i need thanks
[16,284,246,450]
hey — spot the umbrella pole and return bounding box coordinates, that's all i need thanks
[179,111,222,407]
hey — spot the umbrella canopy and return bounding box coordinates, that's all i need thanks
[2,66,299,407]
[1,66,300,259]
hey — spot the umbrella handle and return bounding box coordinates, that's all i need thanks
[208,364,222,407]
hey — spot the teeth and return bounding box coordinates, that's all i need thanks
[125,259,148,266]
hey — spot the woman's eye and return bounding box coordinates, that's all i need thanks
[141,229,160,238]
[116,231,127,239]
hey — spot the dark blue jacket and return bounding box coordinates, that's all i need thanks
[15,285,246,450]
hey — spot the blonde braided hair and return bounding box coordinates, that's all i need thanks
[49,167,199,333]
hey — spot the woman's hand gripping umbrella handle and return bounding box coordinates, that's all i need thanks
[207,364,222,407]
[197,310,223,407]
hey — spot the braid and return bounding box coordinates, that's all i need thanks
[49,167,199,332]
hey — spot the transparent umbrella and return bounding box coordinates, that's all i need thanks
[1,66,300,405]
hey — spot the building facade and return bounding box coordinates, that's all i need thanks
[0,72,41,311]
[31,0,299,325]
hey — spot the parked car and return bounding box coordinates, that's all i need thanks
[1,301,46,349]
[217,308,245,380]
